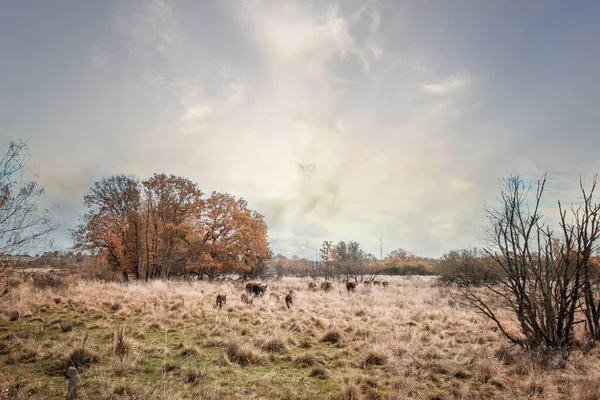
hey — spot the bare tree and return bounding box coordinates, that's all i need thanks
[463,175,592,356]
[0,141,56,289]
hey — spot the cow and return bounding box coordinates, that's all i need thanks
[216,294,227,310]
[285,291,294,309]
[382,281,389,288]
[373,280,381,286]
[346,281,357,293]
[308,282,317,291]
[245,282,268,296]
[321,281,333,292]
[364,281,371,286]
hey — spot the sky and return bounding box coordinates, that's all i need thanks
[1,0,600,258]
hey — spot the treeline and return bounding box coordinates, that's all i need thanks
[73,174,272,281]
[269,241,438,280]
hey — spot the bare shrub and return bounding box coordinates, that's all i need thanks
[463,175,600,356]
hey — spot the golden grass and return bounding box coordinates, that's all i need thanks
[0,276,600,399]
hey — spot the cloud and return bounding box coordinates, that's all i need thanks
[422,76,466,95]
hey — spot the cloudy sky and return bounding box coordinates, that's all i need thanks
[1,1,600,258]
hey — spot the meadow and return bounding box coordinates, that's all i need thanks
[1,276,600,400]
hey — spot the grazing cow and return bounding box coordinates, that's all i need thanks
[346,281,357,293]
[241,293,253,305]
[382,281,389,288]
[285,291,294,309]
[269,292,280,302]
[245,282,268,296]
[308,282,317,291]
[321,281,333,292]
[216,294,227,310]
[373,280,381,286]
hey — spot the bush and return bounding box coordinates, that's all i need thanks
[321,330,342,344]
[226,343,264,366]
[32,273,67,290]
[437,248,502,285]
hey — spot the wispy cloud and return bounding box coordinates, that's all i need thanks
[422,76,466,95]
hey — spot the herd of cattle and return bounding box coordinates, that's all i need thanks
[215,279,390,310]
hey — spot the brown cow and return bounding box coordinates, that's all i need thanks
[373,280,381,286]
[308,282,317,291]
[346,281,357,293]
[382,281,389,288]
[285,291,294,309]
[216,294,227,310]
[364,281,371,286]
[245,282,268,296]
[321,281,333,292]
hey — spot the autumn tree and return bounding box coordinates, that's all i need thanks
[73,175,141,281]
[142,174,203,279]
[74,173,271,281]
[178,192,271,279]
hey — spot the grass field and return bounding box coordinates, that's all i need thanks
[1,276,600,399]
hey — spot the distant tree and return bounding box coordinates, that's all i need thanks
[0,141,56,289]
[334,240,370,281]
[319,241,338,280]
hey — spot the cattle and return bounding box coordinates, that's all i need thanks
[321,281,333,292]
[245,282,268,296]
[241,293,253,305]
[308,282,317,291]
[363,281,371,286]
[346,281,357,293]
[285,291,294,309]
[382,281,389,288]
[216,294,227,310]
[373,280,381,286]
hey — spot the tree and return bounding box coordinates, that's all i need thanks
[142,174,203,279]
[0,141,56,287]
[334,241,369,281]
[319,241,338,280]
[180,192,272,279]
[464,175,600,357]
[74,173,272,281]
[73,175,142,281]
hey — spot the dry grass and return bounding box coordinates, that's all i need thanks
[1,276,600,399]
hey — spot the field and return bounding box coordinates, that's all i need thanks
[1,276,600,400]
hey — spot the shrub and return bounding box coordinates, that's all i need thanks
[32,273,67,290]
[321,330,342,344]
[226,343,264,366]
[437,248,502,285]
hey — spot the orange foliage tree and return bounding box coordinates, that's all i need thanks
[74,174,271,280]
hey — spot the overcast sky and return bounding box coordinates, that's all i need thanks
[1,0,600,258]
